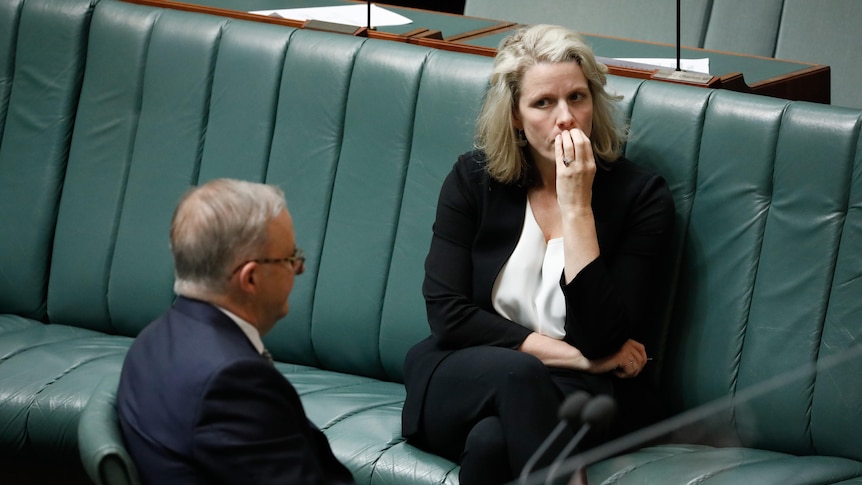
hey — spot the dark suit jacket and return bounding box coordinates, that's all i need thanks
[402,150,675,438]
[117,296,355,485]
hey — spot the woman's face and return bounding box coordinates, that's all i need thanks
[513,61,593,166]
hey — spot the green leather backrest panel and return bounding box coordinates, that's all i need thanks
[107,9,227,335]
[0,0,95,320]
[0,0,23,143]
[464,0,712,47]
[310,40,429,378]
[813,125,862,458]
[653,90,862,459]
[50,3,225,334]
[605,76,643,127]
[621,81,709,384]
[379,50,493,381]
[263,31,367,367]
[51,1,303,335]
[198,21,294,182]
[702,0,783,57]
[48,1,162,332]
[663,91,786,413]
[735,102,861,456]
[774,0,862,109]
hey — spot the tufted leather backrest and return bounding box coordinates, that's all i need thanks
[643,87,862,459]
[0,0,97,320]
[10,0,862,464]
[47,0,492,382]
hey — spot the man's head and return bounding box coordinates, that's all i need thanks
[170,179,304,334]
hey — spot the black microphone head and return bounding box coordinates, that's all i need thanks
[581,394,618,431]
[558,391,591,424]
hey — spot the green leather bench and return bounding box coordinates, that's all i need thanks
[2,0,862,484]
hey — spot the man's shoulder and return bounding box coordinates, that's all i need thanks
[121,300,258,392]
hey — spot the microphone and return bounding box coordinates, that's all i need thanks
[518,392,591,485]
[543,395,618,485]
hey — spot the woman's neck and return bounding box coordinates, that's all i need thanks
[524,148,556,191]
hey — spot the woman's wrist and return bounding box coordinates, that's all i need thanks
[519,333,592,371]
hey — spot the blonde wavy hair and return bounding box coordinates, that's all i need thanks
[475,24,626,184]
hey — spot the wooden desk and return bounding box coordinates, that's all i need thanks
[122,0,830,103]
[465,29,829,103]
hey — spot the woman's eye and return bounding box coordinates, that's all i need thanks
[534,99,550,108]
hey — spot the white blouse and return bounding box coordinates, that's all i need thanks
[492,199,567,339]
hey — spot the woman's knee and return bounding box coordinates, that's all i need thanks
[499,351,556,392]
[461,417,512,484]
[466,347,550,384]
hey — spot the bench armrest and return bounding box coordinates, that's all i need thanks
[78,375,141,485]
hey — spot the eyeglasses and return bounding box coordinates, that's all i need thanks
[230,248,305,276]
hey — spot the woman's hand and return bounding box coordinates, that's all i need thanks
[519,334,649,379]
[555,128,596,212]
[589,339,649,378]
[556,129,600,283]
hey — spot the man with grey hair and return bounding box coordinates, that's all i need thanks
[117,178,354,484]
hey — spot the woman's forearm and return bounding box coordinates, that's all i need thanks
[518,332,590,370]
[518,332,642,376]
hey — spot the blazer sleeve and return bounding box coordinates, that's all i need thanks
[561,168,675,359]
[422,156,533,350]
[192,359,354,485]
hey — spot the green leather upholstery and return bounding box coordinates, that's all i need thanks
[0,0,132,458]
[588,445,862,484]
[78,375,141,485]
[0,0,96,320]
[1,0,861,483]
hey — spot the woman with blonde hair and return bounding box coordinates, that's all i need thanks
[402,24,675,484]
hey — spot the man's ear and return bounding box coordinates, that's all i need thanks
[236,263,258,294]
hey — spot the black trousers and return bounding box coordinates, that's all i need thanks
[413,346,613,485]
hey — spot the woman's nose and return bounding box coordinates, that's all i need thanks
[556,106,575,129]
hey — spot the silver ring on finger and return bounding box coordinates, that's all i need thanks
[562,157,573,166]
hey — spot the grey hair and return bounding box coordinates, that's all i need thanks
[171,178,287,298]
[475,24,626,184]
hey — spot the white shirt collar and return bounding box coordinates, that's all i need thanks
[214,305,265,355]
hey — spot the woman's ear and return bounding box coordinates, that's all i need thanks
[512,109,523,130]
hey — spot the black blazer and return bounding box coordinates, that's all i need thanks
[117,297,355,485]
[402,150,675,438]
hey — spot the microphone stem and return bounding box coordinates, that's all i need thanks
[519,421,568,485]
[676,0,681,71]
[544,424,591,485]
